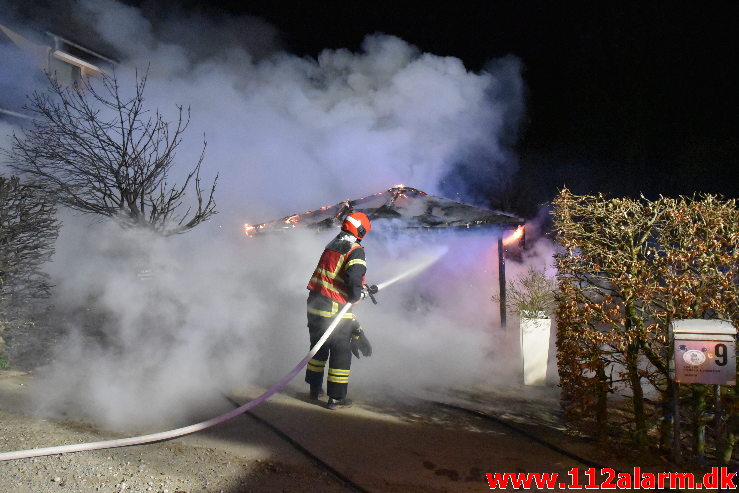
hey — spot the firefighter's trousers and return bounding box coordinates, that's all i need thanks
[305,292,360,400]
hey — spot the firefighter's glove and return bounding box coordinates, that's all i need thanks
[350,328,372,358]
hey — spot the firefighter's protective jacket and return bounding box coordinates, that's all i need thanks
[307,232,366,304]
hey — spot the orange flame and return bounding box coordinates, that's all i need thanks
[285,215,300,226]
[502,225,524,246]
[244,223,256,237]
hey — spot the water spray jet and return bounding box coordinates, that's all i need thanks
[375,247,448,291]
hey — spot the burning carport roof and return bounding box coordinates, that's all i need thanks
[244,185,524,236]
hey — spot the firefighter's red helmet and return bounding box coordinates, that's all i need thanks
[342,212,371,240]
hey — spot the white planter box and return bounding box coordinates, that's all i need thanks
[520,313,551,386]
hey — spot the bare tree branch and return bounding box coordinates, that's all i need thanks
[3,69,217,235]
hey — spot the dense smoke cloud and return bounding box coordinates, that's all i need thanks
[1,0,546,429]
[65,0,524,223]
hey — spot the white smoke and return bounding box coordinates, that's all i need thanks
[0,0,548,429]
[36,217,320,427]
[64,0,522,223]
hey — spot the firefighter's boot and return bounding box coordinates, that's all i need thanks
[326,397,353,410]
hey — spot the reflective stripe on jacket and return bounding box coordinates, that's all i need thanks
[307,298,357,319]
[307,237,365,304]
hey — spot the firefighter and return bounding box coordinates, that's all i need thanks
[305,211,374,410]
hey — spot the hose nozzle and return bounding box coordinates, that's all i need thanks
[364,284,379,304]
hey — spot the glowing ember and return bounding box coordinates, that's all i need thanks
[242,184,510,236]
[502,225,524,246]
[391,184,409,200]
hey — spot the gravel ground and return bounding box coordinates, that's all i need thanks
[0,407,349,493]
[0,372,353,493]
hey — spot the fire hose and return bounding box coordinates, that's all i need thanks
[0,254,440,462]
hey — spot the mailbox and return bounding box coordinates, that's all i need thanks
[671,319,736,385]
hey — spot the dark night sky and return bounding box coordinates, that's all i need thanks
[132,1,739,215]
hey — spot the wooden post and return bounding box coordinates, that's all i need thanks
[671,380,682,463]
[714,385,722,429]
[498,236,506,329]
[519,224,526,250]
